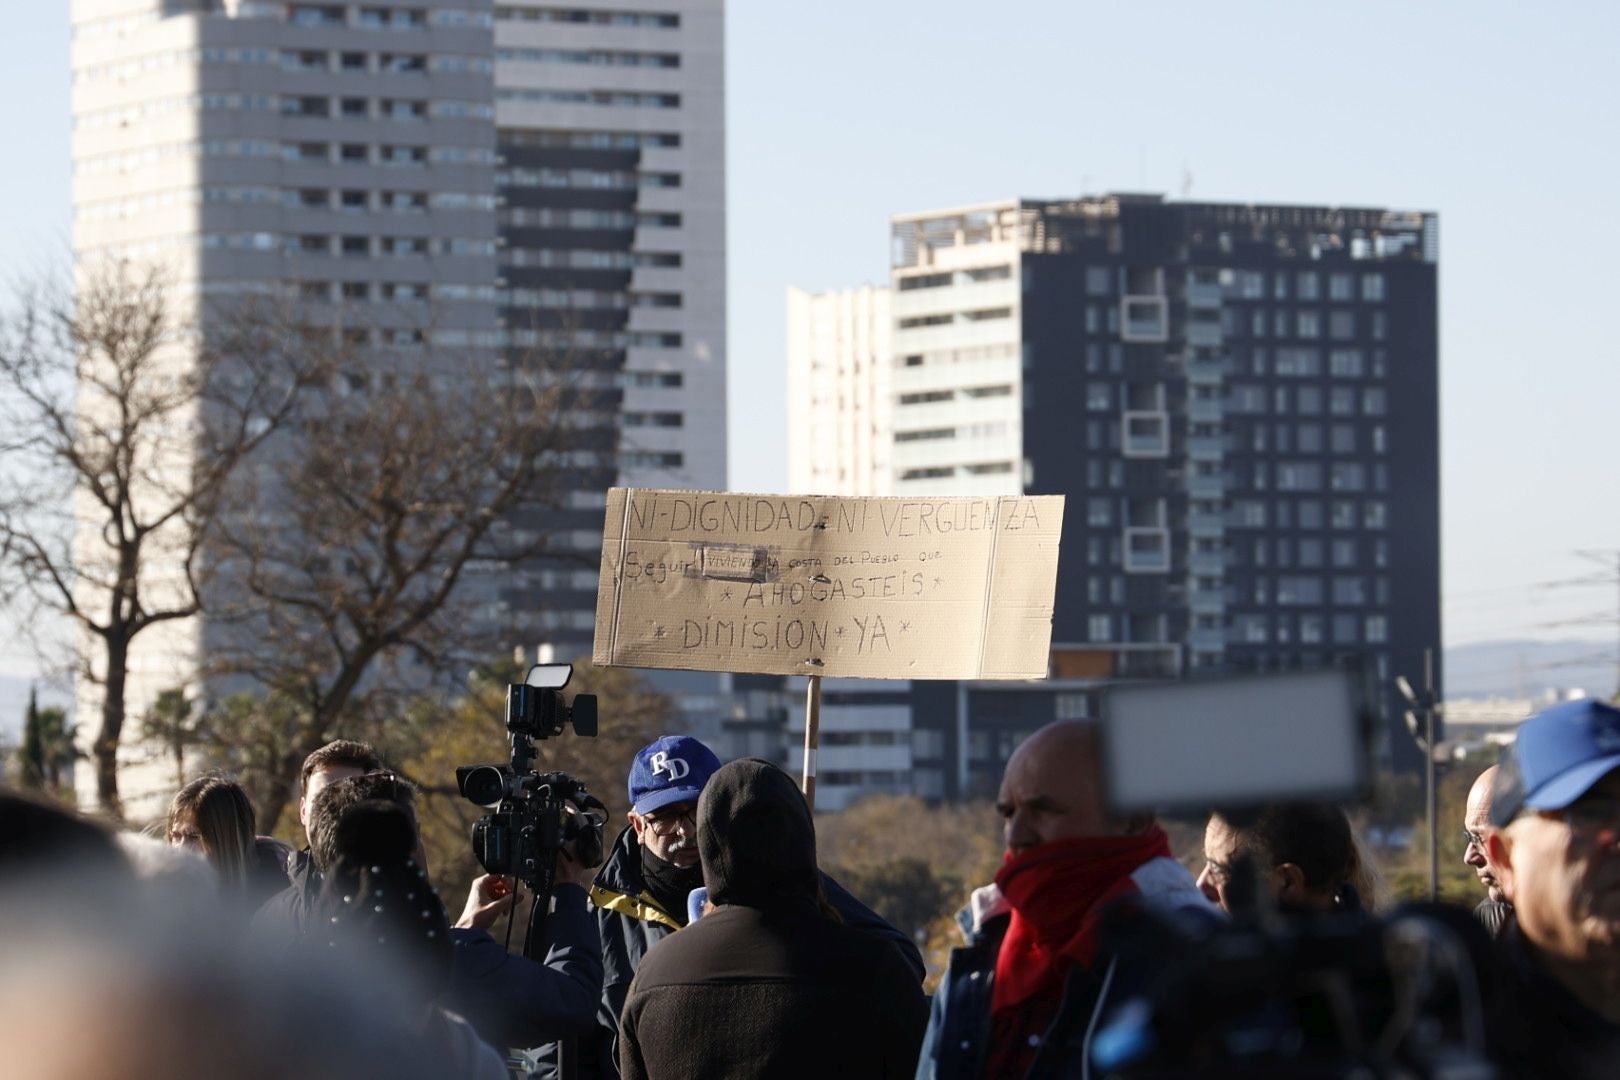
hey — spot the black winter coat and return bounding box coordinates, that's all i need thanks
[616,760,928,1080]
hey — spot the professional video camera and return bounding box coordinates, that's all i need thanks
[1090,669,1496,1077]
[456,662,607,952]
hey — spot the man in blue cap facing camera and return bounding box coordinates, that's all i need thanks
[1485,698,1620,1078]
[576,735,921,1078]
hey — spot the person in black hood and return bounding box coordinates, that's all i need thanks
[572,736,923,1078]
[616,759,927,1080]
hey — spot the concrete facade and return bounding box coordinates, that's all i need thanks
[785,284,892,497]
[68,0,729,815]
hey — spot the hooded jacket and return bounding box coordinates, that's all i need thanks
[616,759,928,1080]
[574,800,924,1078]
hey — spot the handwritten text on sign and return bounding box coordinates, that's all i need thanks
[593,489,1064,680]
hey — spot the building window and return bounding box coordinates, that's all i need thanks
[1087,383,1112,411]
[1332,577,1367,605]
[1088,615,1112,643]
[1278,576,1323,605]
[1086,266,1112,296]
[1298,538,1323,567]
[1329,349,1364,377]
[1330,425,1356,454]
[1297,311,1321,339]
[1361,273,1386,301]
[1087,498,1113,527]
[1297,272,1320,300]
[1365,615,1388,643]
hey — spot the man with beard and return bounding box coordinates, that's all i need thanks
[1464,764,1512,936]
[585,736,921,1077]
[1485,699,1620,1077]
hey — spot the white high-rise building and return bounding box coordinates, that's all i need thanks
[67,0,728,814]
[785,284,890,496]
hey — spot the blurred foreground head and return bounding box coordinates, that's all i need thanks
[0,790,464,1080]
[1488,700,1620,986]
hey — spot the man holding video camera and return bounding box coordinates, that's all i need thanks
[1485,699,1620,1078]
[302,771,605,1057]
[580,735,922,1077]
[916,720,1216,1079]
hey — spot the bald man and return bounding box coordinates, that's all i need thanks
[915,721,1218,1080]
[1464,764,1513,937]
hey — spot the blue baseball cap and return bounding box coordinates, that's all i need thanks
[1491,699,1620,827]
[628,735,721,816]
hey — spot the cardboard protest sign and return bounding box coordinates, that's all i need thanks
[593,489,1064,680]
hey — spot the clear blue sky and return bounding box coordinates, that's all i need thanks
[3,1,1617,690]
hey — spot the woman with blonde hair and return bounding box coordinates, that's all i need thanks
[167,774,257,893]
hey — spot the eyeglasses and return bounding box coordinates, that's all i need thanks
[1462,827,1486,850]
[642,805,696,836]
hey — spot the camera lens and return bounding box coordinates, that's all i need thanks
[461,765,506,807]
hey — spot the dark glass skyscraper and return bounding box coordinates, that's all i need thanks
[890,195,1439,797]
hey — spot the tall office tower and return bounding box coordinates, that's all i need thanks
[69,0,731,813]
[70,0,501,814]
[781,286,908,806]
[490,0,729,749]
[786,284,892,496]
[883,194,1441,796]
[490,3,730,748]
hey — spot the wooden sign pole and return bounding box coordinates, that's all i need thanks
[802,674,822,811]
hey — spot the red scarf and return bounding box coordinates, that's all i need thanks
[985,829,1172,1077]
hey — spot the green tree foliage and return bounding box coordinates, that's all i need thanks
[14,686,77,793]
[817,794,1002,988]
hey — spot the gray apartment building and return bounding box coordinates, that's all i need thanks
[69,0,727,813]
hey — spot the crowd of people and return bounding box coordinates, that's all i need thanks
[3,696,1620,1078]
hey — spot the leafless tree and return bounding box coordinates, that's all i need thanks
[208,324,605,832]
[0,262,310,817]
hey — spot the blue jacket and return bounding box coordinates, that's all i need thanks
[445,881,603,1052]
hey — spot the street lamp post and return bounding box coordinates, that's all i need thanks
[1397,647,1441,902]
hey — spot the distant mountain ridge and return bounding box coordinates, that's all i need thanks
[1444,639,1618,701]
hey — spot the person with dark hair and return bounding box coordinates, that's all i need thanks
[0,786,129,878]
[308,799,507,1079]
[168,774,257,891]
[616,759,927,1080]
[254,738,385,935]
[1197,802,1371,914]
[302,771,604,1057]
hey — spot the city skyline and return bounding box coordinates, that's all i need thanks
[3,1,1619,696]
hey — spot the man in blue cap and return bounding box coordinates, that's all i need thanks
[578,735,922,1077]
[1484,698,1620,1078]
